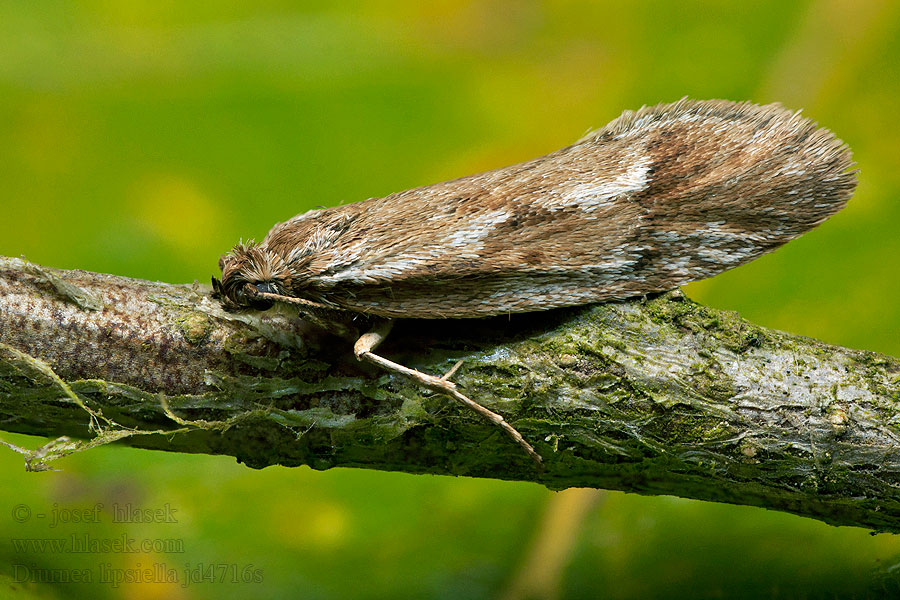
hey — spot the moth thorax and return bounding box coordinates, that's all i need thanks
[230,246,288,285]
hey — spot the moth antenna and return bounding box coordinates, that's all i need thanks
[255,290,334,311]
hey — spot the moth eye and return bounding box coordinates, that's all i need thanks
[255,281,280,295]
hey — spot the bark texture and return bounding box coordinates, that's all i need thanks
[1,256,899,531]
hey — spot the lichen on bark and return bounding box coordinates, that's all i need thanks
[1,256,899,531]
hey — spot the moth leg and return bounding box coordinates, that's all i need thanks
[441,360,464,381]
[353,319,543,467]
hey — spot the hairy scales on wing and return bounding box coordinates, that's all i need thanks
[217,98,856,319]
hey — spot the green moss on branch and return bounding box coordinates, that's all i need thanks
[2,256,900,532]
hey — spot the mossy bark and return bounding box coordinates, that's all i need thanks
[2,256,899,531]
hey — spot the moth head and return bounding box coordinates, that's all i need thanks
[212,242,292,312]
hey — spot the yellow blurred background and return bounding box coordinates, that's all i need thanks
[1,1,899,598]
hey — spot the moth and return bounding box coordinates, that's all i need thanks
[213,98,856,465]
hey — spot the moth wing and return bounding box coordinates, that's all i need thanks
[266,99,855,318]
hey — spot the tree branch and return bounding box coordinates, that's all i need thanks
[2,256,899,531]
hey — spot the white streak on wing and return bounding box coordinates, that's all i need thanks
[322,209,511,284]
[780,158,807,178]
[286,246,308,264]
[613,112,707,140]
[544,154,652,212]
[653,224,763,249]
[695,246,756,265]
[646,226,763,274]
[330,239,366,267]
[440,209,510,248]
[697,224,767,246]
[551,255,638,278]
[692,224,757,265]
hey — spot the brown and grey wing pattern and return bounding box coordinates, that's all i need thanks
[263,99,855,318]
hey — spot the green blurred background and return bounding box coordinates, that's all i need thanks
[1,1,899,598]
